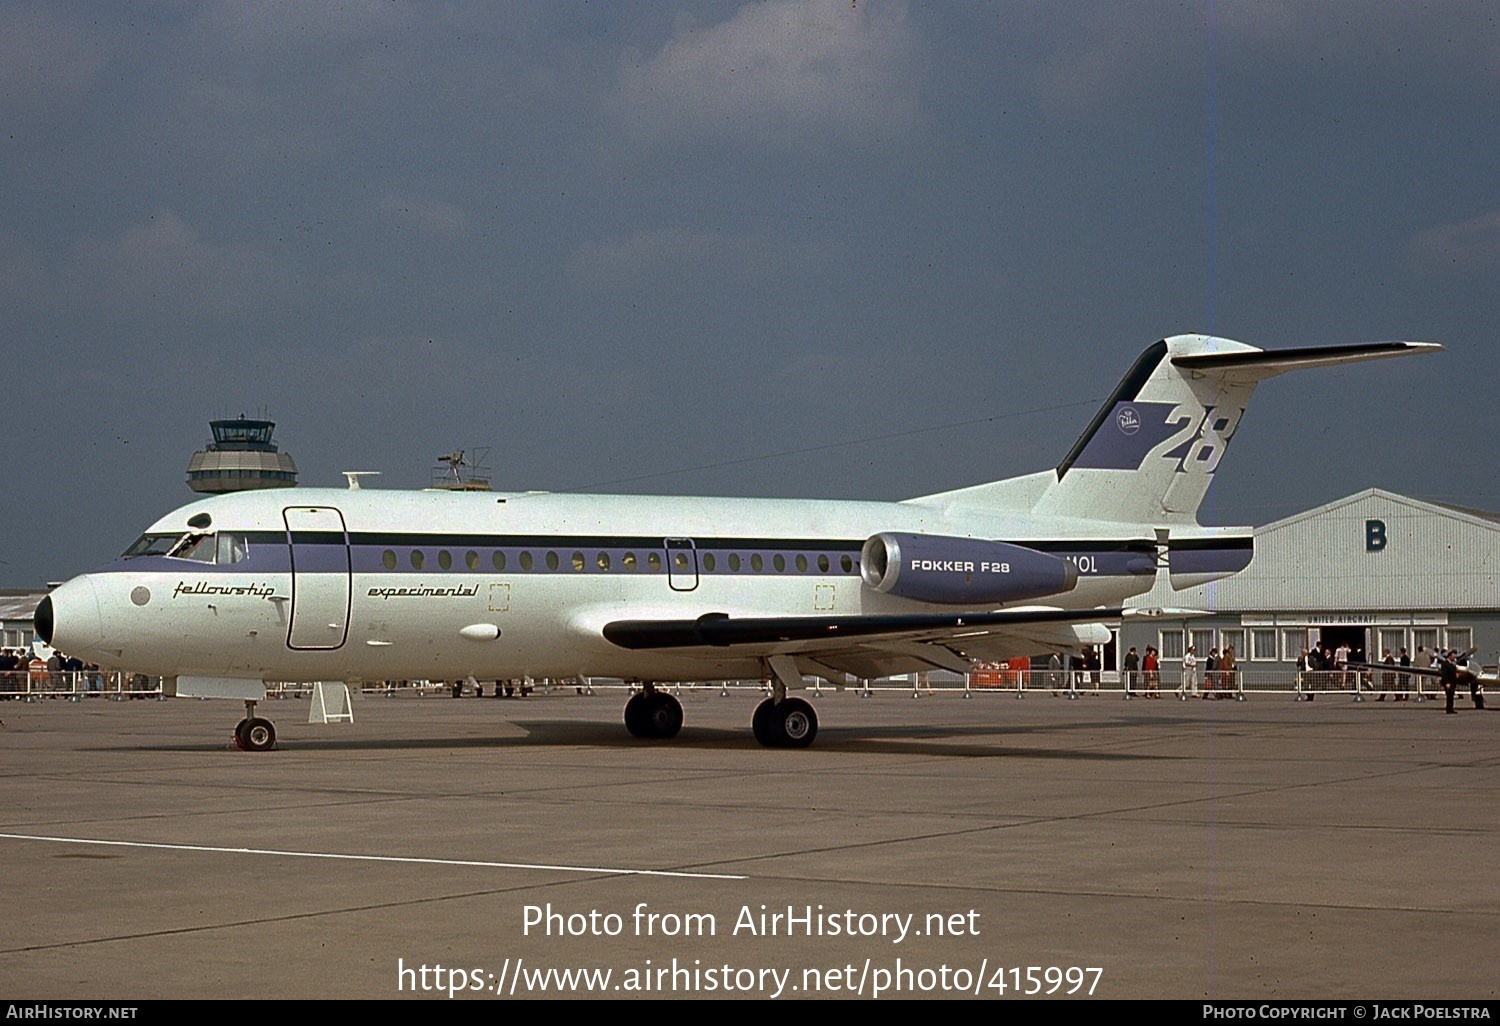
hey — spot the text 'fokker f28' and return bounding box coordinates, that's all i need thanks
[37,335,1437,749]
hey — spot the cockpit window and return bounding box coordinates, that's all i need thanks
[172,534,217,562]
[123,534,182,558]
[122,532,223,562]
[216,533,248,565]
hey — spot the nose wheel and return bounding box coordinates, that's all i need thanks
[233,701,277,752]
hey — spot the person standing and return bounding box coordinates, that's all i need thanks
[1398,647,1411,702]
[1143,645,1160,697]
[1179,646,1199,699]
[1123,646,1139,696]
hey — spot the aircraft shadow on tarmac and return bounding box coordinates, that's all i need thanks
[92,717,1173,761]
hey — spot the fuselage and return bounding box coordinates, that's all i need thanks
[41,486,1164,684]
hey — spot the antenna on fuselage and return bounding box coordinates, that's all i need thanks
[342,471,382,490]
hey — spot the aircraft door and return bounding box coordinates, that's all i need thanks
[665,538,699,592]
[284,506,351,650]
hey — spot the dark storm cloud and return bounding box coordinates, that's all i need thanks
[2,1,1496,588]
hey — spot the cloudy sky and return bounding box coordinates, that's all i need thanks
[3,1,1496,587]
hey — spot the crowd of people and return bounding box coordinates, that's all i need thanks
[0,647,105,695]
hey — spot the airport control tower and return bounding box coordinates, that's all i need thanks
[185,416,299,493]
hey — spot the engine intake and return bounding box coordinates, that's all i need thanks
[860,532,1078,605]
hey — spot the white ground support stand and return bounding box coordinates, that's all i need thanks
[307,682,355,725]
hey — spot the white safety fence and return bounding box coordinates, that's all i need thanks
[0,669,1476,705]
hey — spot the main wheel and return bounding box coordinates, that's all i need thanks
[775,698,817,748]
[242,717,276,752]
[645,693,683,738]
[751,698,818,748]
[624,692,683,738]
[752,698,780,746]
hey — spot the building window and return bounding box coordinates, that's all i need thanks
[1413,628,1439,655]
[1159,630,1184,660]
[1281,628,1307,662]
[1250,629,1277,661]
[1220,629,1245,662]
[1378,629,1406,660]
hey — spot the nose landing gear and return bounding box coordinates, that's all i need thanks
[232,700,277,752]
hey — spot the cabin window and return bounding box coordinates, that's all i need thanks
[728,553,741,572]
[466,550,479,570]
[702,553,716,572]
[597,552,611,572]
[648,552,663,572]
[519,551,533,571]
[492,551,507,571]
[841,554,854,574]
[750,554,763,572]
[571,551,585,572]
[795,554,808,573]
[817,554,830,573]
[623,552,637,571]
[438,550,453,571]
[382,550,397,570]
[410,550,425,570]
[774,554,786,573]
[545,551,560,572]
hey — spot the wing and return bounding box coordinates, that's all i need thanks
[603,607,1125,678]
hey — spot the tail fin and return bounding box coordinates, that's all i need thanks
[913,334,1439,524]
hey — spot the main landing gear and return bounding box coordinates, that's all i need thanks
[751,696,817,748]
[232,700,277,752]
[753,655,817,748]
[623,683,684,739]
[620,658,820,748]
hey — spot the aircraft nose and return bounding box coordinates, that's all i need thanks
[35,595,54,645]
[41,577,106,655]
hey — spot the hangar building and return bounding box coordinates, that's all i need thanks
[1119,488,1500,681]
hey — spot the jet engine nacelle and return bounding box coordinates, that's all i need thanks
[860,532,1078,605]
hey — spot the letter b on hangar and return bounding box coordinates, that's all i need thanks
[1366,518,1387,552]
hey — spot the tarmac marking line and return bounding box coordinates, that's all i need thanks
[0,831,747,880]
